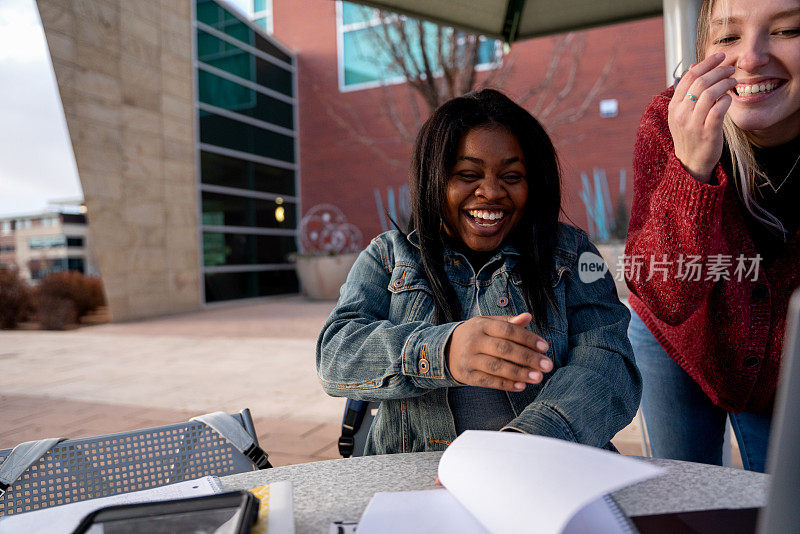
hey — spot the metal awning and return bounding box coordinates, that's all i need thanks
[347,0,664,43]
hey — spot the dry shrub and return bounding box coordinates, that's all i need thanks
[84,276,107,310]
[38,296,78,330]
[0,268,33,329]
[36,271,106,329]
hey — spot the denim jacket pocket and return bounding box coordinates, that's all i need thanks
[546,267,569,335]
[387,263,435,323]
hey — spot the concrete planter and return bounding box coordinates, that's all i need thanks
[295,252,359,300]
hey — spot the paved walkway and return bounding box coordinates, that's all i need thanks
[0,296,645,467]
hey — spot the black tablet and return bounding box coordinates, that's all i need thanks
[71,491,259,534]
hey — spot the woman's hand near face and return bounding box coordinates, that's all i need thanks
[669,53,738,183]
[446,312,552,392]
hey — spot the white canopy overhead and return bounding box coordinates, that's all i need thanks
[347,0,664,43]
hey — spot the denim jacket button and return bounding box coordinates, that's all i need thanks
[419,358,430,374]
[393,279,404,288]
[497,296,509,307]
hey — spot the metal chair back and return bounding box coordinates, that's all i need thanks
[0,409,259,516]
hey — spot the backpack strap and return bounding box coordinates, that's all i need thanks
[0,437,67,498]
[339,399,369,458]
[191,412,271,469]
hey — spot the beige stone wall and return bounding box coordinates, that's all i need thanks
[37,0,201,321]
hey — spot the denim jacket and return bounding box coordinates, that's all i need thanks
[317,223,641,455]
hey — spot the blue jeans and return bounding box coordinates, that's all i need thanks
[628,309,771,472]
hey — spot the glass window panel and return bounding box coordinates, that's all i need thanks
[201,191,297,229]
[201,151,295,195]
[204,269,298,302]
[196,0,292,64]
[196,0,223,27]
[30,258,68,280]
[227,22,251,44]
[29,235,66,250]
[67,257,85,273]
[343,27,396,85]
[254,17,267,29]
[197,30,293,96]
[198,70,293,129]
[199,111,295,162]
[203,232,296,266]
[477,38,499,64]
[340,13,501,87]
[253,33,290,63]
[66,237,84,247]
[61,213,86,224]
[254,0,267,12]
[197,29,253,79]
[342,2,377,25]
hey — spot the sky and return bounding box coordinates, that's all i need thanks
[0,0,252,218]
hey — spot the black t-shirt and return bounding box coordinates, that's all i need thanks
[721,134,800,264]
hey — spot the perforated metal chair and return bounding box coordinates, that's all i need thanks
[0,409,265,517]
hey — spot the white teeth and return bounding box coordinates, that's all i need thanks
[737,81,779,95]
[468,209,504,221]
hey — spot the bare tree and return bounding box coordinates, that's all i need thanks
[517,32,619,132]
[327,6,618,158]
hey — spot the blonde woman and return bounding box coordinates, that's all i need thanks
[626,0,800,472]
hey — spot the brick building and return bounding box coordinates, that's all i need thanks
[0,205,97,283]
[268,0,668,242]
[37,0,668,318]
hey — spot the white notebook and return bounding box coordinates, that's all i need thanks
[0,477,296,534]
[0,476,223,534]
[358,431,662,534]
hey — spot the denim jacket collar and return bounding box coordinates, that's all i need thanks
[407,228,574,287]
[406,229,521,273]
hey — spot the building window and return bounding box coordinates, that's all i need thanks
[252,0,273,34]
[0,221,10,234]
[66,236,84,247]
[67,257,85,273]
[61,213,87,225]
[599,99,619,118]
[29,258,68,280]
[195,0,298,303]
[196,0,291,64]
[29,235,67,250]
[336,1,502,91]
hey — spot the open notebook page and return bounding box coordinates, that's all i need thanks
[438,431,662,534]
[358,431,662,534]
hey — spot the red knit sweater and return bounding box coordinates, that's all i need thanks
[625,88,800,414]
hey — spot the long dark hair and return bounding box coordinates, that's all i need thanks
[409,89,562,329]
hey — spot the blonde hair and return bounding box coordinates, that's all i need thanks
[695,0,786,237]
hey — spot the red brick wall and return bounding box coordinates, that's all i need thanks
[272,1,667,243]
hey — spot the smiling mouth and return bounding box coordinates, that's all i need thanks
[466,209,506,227]
[734,79,785,97]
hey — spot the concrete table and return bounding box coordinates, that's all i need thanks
[220,452,768,534]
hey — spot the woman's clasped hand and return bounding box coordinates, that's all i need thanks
[447,312,552,392]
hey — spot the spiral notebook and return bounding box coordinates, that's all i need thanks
[357,431,660,534]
